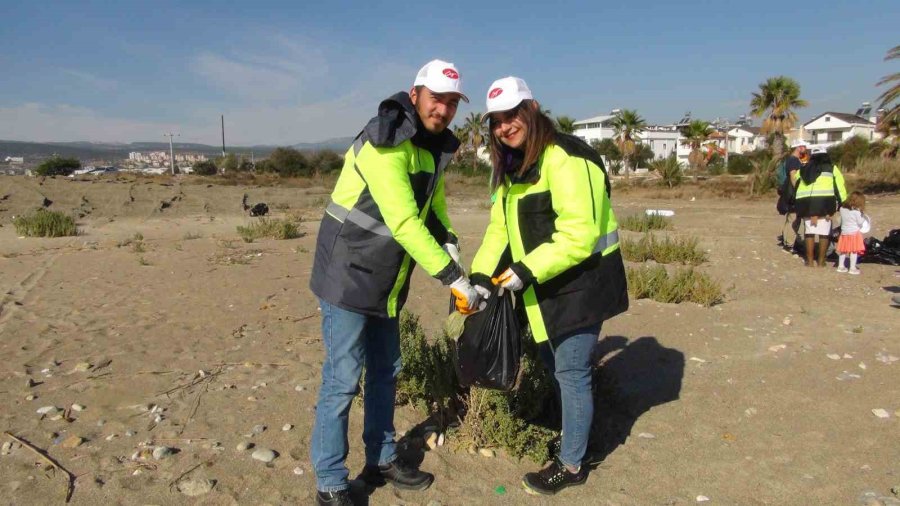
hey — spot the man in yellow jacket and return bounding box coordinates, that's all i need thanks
[308,60,479,505]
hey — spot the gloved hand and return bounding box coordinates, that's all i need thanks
[492,268,523,291]
[442,243,461,265]
[450,276,481,314]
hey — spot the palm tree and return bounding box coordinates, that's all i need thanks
[680,120,711,175]
[463,112,485,172]
[876,45,900,129]
[555,115,576,134]
[609,109,647,177]
[749,76,808,160]
[452,125,469,163]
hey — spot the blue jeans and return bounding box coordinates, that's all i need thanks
[310,299,401,492]
[539,325,600,469]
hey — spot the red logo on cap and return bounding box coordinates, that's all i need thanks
[489,87,504,99]
[442,68,459,79]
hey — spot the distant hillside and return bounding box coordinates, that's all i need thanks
[0,138,355,161]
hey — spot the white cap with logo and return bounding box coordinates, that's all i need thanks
[485,76,533,114]
[790,139,809,149]
[413,59,469,103]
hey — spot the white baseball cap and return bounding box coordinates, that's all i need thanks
[485,76,533,114]
[413,59,469,103]
[790,139,809,149]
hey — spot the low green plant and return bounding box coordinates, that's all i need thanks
[236,218,301,242]
[183,232,201,240]
[619,213,672,232]
[396,311,459,417]
[650,155,682,188]
[621,233,707,265]
[626,265,724,306]
[13,209,78,237]
[138,256,150,266]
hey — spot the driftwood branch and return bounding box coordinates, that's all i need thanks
[4,432,76,503]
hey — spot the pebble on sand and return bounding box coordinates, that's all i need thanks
[478,448,495,458]
[872,409,891,419]
[59,436,84,448]
[826,354,841,360]
[282,424,293,431]
[177,478,216,497]
[251,448,278,463]
[696,495,710,502]
[236,441,254,451]
[71,404,85,412]
[152,446,175,460]
[251,424,266,435]
[36,406,58,415]
[293,467,304,475]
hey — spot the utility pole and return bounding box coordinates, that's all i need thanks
[221,115,226,158]
[164,132,179,175]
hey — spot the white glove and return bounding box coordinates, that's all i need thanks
[450,276,480,314]
[494,268,524,291]
[473,285,491,311]
[443,243,461,265]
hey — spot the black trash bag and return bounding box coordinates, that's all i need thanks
[455,286,521,391]
[860,230,900,266]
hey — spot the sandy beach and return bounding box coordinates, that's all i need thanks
[1,175,898,505]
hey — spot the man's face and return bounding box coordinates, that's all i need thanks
[796,146,808,160]
[410,87,460,134]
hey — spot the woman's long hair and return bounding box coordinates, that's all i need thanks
[487,100,556,189]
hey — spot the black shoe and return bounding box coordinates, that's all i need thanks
[548,437,603,467]
[361,459,434,491]
[316,489,353,506]
[522,458,587,495]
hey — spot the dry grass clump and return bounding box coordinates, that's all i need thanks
[621,233,707,265]
[236,217,302,242]
[619,213,672,232]
[626,265,724,307]
[853,158,900,193]
[13,209,78,237]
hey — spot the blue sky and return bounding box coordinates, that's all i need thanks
[1,0,896,145]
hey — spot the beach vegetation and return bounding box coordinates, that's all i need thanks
[13,208,78,237]
[34,156,81,177]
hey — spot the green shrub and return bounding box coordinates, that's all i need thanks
[828,136,881,170]
[396,311,459,417]
[34,157,81,176]
[621,233,707,265]
[749,154,778,195]
[626,265,724,306]
[726,154,753,175]
[619,213,672,232]
[192,160,218,176]
[13,209,78,237]
[853,157,900,193]
[649,155,682,188]
[236,218,301,242]
[707,153,725,175]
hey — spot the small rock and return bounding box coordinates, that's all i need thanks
[177,478,215,497]
[251,424,266,435]
[25,394,36,401]
[282,424,293,431]
[251,448,277,463]
[152,446,175,460]
[782,317,791,326]
[71,404,85,412]
[697,496,710,502]
[293,466,304,475]
[25,378,37,388]
[60,436,84,448]
[891,485,899,496]
[859,362,867,370]
[125,430,135,437]
[73,362,92,372]
[105,434,117,441]
[1,441,13,455]
[826,354,841,360]
[49,414,63,421]
[425,432,438,450]
[478,448,495,458]
[872,409,891,419]
[467,446,477,455]
[236,441,254,451]
[768,344,787,352]
[843,353,853,359]
[637,432,656,439]
[294,385,305,392]
[689,357,707,363]
[36,406,58,415]
[437,433,445,446]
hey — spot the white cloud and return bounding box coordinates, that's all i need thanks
[62,69,119,91]
[0,103,186,143]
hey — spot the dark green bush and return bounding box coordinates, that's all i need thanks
[726,153,753,175]
[34,157,81,176]
[192,160,218,176]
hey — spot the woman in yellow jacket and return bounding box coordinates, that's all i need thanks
[468,77,628,495]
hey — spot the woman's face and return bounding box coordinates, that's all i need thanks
[490,105,527,149]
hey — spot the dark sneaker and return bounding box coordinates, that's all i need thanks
[522,458,587,495]
[548,437,603,467]
[316,489,353,506]
[360,459,434,491]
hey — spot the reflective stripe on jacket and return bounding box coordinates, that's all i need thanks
[470,133,628,343]
[793,164,847,218]
[309,93,461,317]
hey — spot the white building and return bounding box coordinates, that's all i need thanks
[802,112,878,146]
[4,156,24,164]
[573,113,685,167]
[572,114,616,145]
[726,126,766,153]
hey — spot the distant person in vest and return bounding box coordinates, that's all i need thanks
[308,59,481,505]
[468,76,629,495]
[792,146,848,267]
